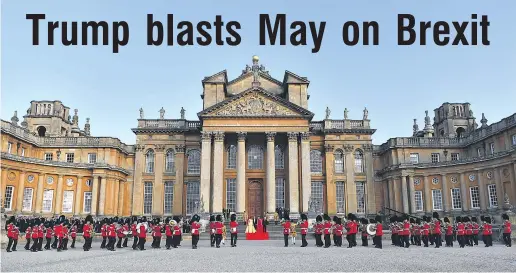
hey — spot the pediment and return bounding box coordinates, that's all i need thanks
[227,72,284,96]
[198,87,313,119]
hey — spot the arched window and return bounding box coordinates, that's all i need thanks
[334,149,344,173]
[187,149,201,174]
[456,127,466,138]
[248,145,263,169]
[145,149,155,173]
[310,150,323,173]
[354,149,364,173]
[226,145,237,169]
[275,145,284,169]
[165,149,175,173]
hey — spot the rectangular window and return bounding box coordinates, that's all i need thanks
[225,178,236,213]
[414,191,423,211]
[42,189,54,212]
[451,153,459,161]
[311,181,324,213]
[432,189,443,211]
[469,187,480,209]
[21,148,25,157]
[164,181,174,214]
[88,153,97,164]
[431,153,440,163]
[336,182,345,213]
[186,181,200,215]
[410,153,419,164]
[7,142,12,154]
[143,182,153,215]
[356,182,365,214]
[275,178,285,209]
[489,143,495,155]
[22,188,34,212]
[451,188,462,210]
[83,192,92,213]
[62,191,74,213]
[488,184,498,207]
[3,186,14,210]
[66,153,74,163]
[45,153,53,161]
[477,148,482,157]
[512,134,516,146]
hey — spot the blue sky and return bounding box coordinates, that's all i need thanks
[2,0,515,145]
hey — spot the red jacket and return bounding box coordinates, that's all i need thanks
[101,224,107,237]
[412,225,420,235]
[323,222,332,235]
[108,224,116,237]
[55,225,63,238]
[209,222,215,234]
[229,221,238,234]
[473,223,479,235]
[482,223,492,235]
[46,227,53,238]
[165,225,172,236]
[13,227,19,239]
[465,223,473,235]
[7,223,15,238]
[391,224,398,234]
[215,222,224,235]
[334,224,343,236]
[117,226,125,238]
[173,225,181,236]
[25,227,32,239]
[282,221,291,235]
[376,223,383,236]
[315,223,322,234]
[31,227,39,239]
[62,226,69,239]
[402,222,410,236]
[138,225,146,238]
[504,220,512,233]
[422,223,430,236]
[300,221,309,235]
[446,225,453,236]
[131,224,137,236]
[433,221,441,234]
[191,222,200,235]
[457,223,465,235]
[70,227,77,238]
[349,221,358,234]
[152,225,161,237]
[83,224,91,238]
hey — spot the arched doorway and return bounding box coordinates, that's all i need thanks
[456,127,465,138]
[247,180,263,218]
[37,126,46,137]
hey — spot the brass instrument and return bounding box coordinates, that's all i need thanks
[366,223,376,236]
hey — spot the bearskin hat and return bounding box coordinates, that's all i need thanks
[209,215,215,222]
[347,213,354,221]
[336,217,342,225]
[375,215,382,223]
[332,216,338,222]
[230,214,236,222]
[471,217,477,222]
[137,218,142,223]
[316,215,322,222]
[484,216,491,223]
[389,216,396,223]
[455,216,462,223]
[502,213,509,220]
[444,217,450,223]
[142,216,148,222]
[113,216,119,222]
[194,214,201,222]
[432,212,440,219]
[369,218,376,224]
[410,218,416,224]
[416,218,421,225]
[165,217,171,224]
[463,216,470,222]
[284,214,290,221]
[480,215,485,222]
[361,218,369,224]
[59,215,66,224]
[323,214,330,221]
[216,215,222,222]
[173,216,181,223]
[301,213,308,221]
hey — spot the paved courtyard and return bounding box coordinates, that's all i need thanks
[2,240,515,272]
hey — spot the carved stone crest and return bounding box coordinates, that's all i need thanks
[214,93,299,117]
[174,144,186,153]
[266,132,276,142]
[287,132,299,141]
[201,131,212,141]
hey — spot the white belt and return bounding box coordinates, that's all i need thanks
[231,228,236,232]
[211,229,215,233]
[191,229,198,233]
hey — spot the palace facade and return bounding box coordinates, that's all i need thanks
[1,56,516,220]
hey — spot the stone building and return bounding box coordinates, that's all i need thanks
[1,56,515,220]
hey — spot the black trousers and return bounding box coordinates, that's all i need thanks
[215,234,222,247]
[100,236,107,248]
[166,236,172,248]
[346,234,352,247]
[503,233,512,247]
[57,238,63,251]
[315,234,323,246]
[334,235,342,247]
[31,238,39,251]
[352,233,357,246]
[192,235,199,248]
[116,237,123,248]
[472,234,479,245]
[445,235,453,247]
[403,235,410,248]
[138,237,146,250]
[132,236,139,249]
[51,236,58,249]
[230,233,237,246]
[70,237,76,248]
[210,234,215,247]
[154,236,161,248]
[391,234,396,245]
[284,234,289,247]
[333,233,338,246]
[373,235,382,249]
[410,235,415,245]
[466,235,473,246]
[83,237,92,250]
[107,237,116,250]
[25,238,31,249]
[434,234,442,248]
[324,234,331,247]
[485,234,493,246]
[457,235,464,247]
[172,235,180,248]
[414,235,421,246]
[422,235,429,247]
[6,238,13,251]
[301,234,308,247]
[45,237,51,249]
[362,235,368,246]
[122,237,128,247]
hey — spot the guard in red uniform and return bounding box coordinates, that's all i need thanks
[323,214,332,248]
[313,215,322,247]
[31,220,40,252]
[70,224,77,248]
[12,224,20,251]
[62,222,70,251]
[209,215,216,247]
[282,216,291,247]
[44,223,53,250]
[502,213,512,247]
[402,216,410,248]
[482,216,493,247]
[131,217,139,250]
[55,217,64,252]
[6,216,16,252]
[346,213,358,248]
[229,214,238,247]
[413,219,422,246]
[456,216,465,248]
[471,217,479,245]
[100,219,108,249]
[116,221,125,248]
[24,224,32,250]
[172,216,182,248]
[374,215,383,249]
[464,217,473,246]
[214,215,224,248]
[444,217,453,247]
[432,212,442,248]
[164,218,173,249]
[299,214,309,247]
[122,222,130,247]
[82,215,93,251]
[361,218,370,247]
[190,215,201,249]
[151,218,162,248]
[107,219,117,251]
[138,218,147,250]
[390,216,398,246]
[421,216,430,247]
[334,217,343,247]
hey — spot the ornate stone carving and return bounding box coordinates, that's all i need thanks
[363,107,368,120]
[300,132,310,141]
[175,144,186,153]
[135,144,145,152]
[325,144,334,153]
[344,108,349,119]
[343,145,354,153]
[362,144,374,152]
[139,108,144,119]
[155,144,166,152]
[159,107,165,119]
[180,107,185,119]
[201,131,212,141]
[325,107,331,119]
[214,131,225,142]
[502,168,509,178]
[265,132,276,142]
[214,93,299,117]
[287,132,299,141]
[237,132,247,141]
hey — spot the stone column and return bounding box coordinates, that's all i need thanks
[16,171,26,212]
[91,175,99,216]
[401,176,409,213]
[364,145,376,214]
[408,176,416,214]
[344,145,356,213]
[74,176,83,215]
[494,168,504,206]
[423,175,432,213]
[35,174,45,214]
[266,132,276,215]
[126,177,134,215]
[173,145,185,215]
[113,179,120,216]
[300,132,311,213]
[324,144,335,214]
[287,132,299,213]
[54,175,64,214]
[118,180,124,216]
[153,145,165,215]
[200,131,212,213]
[392,177,401,212]
[383,180,389,209]
[98,176,107,215]
[236,132,247,214]
[459,173,469,211]
[132,145,145,215]
[442,174,450,212]
[388,178,394,209]
[477,171,487,210]
[212,132,224,214]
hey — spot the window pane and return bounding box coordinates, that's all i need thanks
[66,153,74,163]
[451,188,462,210]
[187,150,201,174]
[432,189,443,210]
[414,191,423,211]
[83,192,92,213]
[88,153,97,164]
[226,178,236,212]
[164,181,174,214]
[22,188,34,211]
[227,145,237,169]
[410,153,419,164]
[431,153,440,163]
[469,187,480,209]
[62,191,74,213]
[274,145,284,169]
[145,150,155,173]
[488,184,498,207]
[356,182,365,214]
[311,181,324,213]
[42,189,54,212]
[310,150,323,173]
[336,182,345,213]
[143,182,153,214]
[275,178,285,209]
[334,150,344,173]
[451,153,459,161]
[4,186,14,210]
[186,181,200,215]
[354,150,364,173]
[166,150,175,173]
[248,145,264,169]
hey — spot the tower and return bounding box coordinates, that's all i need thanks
[433,103,476,138]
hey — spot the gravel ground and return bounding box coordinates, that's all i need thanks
[1,240,515,272]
